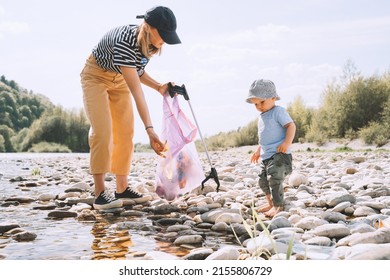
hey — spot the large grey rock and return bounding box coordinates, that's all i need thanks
[200,209,239,223]
[295,216,328,230]
[205,246,240,260]
[173,234,203,245]
[182,248,214,260]
[349,228,390,245]
[288,173,308,187]
[313,224,351,239]
[345,243,390,260]
[325,193,356,207]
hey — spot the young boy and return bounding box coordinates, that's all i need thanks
[246,79,296,217]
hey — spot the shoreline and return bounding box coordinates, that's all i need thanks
[0,139,389,158]
[0,142,389,260]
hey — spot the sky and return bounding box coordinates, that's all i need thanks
[1,0,390,143]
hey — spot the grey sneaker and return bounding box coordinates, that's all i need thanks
[93,191,123,210]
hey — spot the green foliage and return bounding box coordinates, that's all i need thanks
[0,125,16,152]
[11,128,29,152]
[0,135,5,152]
[234,120,259,146]
[0,81,52,133]
[28,142,71,153]
[333,146,353,152]
[286,96,313,142]
[31,167,41,176]
[315,67,390,139]
[359,122,389,147]
[196,119,258,151]
[18,107,89,152]
[0,75,90,152]
[0,76,54,152]
[357,94,390,146]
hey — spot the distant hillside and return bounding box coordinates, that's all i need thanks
[0,75,89,152]
[0,76,53,133]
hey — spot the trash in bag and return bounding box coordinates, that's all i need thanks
[155,94,205,201]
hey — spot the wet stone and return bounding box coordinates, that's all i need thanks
[153,204,181,215]
[173,235,203,245]
[5,196,35,203]
[32,204,57,210]
[1,201,20,207]
[182,248,214,260]
[47,210,78,219]
[195,223,213,229]
[154,218,183,226]
[12,231,37,242]
[0,223,20,234]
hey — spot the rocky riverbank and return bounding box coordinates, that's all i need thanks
[1,142,390,260]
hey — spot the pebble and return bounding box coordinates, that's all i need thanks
[182,248,214,260]
[1,145,390,260]
[173,235,203,245]
[47,210,78,219]
[12,231,37,242]
[205,246,240,260]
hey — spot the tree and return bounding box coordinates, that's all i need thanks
[287,96,313,142]
[0,125,15,152]
[0,135,5,152]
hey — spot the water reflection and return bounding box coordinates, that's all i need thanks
[90,213,192,259]
[155,240,189,257]
[91,215,133,260]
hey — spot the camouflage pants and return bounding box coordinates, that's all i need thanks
[258,153,293,207]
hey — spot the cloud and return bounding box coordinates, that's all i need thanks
[0,21,30,33]
[285,16,390,55]
[189,16,390,70]
[225,24,293,46]
[187,23,291,64]
[0,6,30,38]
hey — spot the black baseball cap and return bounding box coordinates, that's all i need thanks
[136,6,181,45]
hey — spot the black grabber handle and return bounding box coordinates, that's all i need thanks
[201,167,220,192]
[168,83,190,100]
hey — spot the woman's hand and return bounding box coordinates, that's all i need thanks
[157,82,170,96]
[147,128,167,157]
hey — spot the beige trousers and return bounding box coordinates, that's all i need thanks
[80,55,134,175]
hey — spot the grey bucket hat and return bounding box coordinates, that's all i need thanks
[246,79,280,103]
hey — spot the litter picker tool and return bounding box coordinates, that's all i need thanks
[168,83,220,192]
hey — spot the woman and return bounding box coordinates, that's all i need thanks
[80,6,181,210]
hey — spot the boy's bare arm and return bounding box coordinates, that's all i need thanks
[277,122,296,153]
[251,145,261,164]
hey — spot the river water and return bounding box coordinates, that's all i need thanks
[0,153,198,260]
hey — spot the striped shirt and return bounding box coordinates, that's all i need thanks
[92,25,149,76]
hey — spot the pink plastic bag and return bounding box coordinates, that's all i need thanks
[155,94,205,201]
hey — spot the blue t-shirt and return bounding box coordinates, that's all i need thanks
[258,106,293,160]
